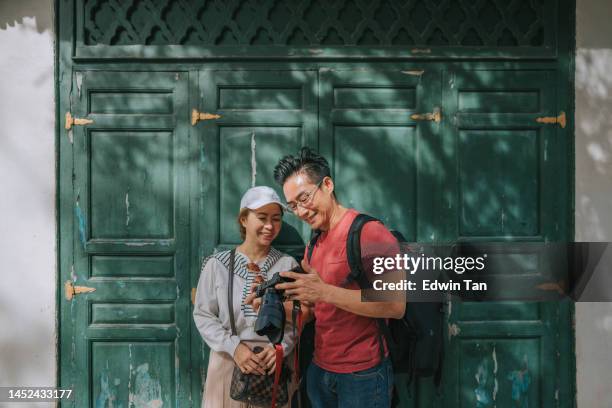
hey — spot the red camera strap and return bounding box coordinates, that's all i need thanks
[271,344,284,408]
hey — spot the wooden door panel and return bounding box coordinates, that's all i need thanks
[443,70,566,408]
[447,70,565,241]
[89,130,174,239]
[192,69,317,402]
[333,125,417,239]
[319,68,447,407]
[219,125,304,244]
[458,338,541,407]
[197,70,317,254]
[458,128,539,237]
[69,71,191,408]
[92,342,175,407]
[319,69,443,243]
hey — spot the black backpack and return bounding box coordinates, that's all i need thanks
[344,214,445,388]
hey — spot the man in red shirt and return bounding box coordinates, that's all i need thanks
[273,147,405,408]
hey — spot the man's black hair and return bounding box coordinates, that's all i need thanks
[273,147,331,186]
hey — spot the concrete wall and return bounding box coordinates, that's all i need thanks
[0,0,611,406]
[0,0,56,397]
[575,0,612,406]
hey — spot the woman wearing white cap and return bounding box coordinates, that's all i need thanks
[193,186,299,407]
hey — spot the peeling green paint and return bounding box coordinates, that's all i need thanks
[508,356,531,406]
[130,364,163,408]
[96,371,123,408]
[474,360,493,407]
[75,196,87,247]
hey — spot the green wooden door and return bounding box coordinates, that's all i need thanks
[191,69,318,401]
[319,68,448,242]
[440,69,570,407]
[64,71,192,407]
[196,69,317,254]
[318,67,445,406]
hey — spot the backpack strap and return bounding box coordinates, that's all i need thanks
[345,218,444,388]
[306,229,321,262]
[344,214,394,362]
[344,213,378,288]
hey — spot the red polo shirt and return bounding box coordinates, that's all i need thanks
[306,209,398,373]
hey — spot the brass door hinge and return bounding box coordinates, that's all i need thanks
[65,112,93,130]
[536,111,566,128]
[410,108,441,123]
[536,280,566,295]
[191,288,196,305]
[192,109,221,126]
[64,280,96,300]
[401,70,425,76]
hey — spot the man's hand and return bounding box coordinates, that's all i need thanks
[278,259,404,319]
[244,279,313,321]
[275,259,332,304]
[233,343,266,375]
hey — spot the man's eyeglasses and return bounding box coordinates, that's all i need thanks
[286,179,324,214]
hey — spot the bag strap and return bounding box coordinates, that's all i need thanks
[306,229,321,262]
[345,213,378,288]
[346,217,442,386]
[225,248,291,408]
[345,214,400,361]
[227,249,237,336]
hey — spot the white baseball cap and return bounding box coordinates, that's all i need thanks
[240,186,286,211]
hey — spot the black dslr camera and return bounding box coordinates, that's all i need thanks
[253,265,305,344]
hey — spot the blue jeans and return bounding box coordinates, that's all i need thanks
[306,358,394,408]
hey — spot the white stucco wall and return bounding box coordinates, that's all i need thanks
[575,0,612,406]
[0,0,56,398]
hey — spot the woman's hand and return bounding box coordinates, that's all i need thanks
[259,346,278,375]
[233,343,266,375]
[244,288,262,313]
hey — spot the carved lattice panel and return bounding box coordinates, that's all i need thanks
[82,0,551,48]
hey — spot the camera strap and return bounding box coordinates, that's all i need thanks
[271,343,284,408]
[292,300,303,384]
